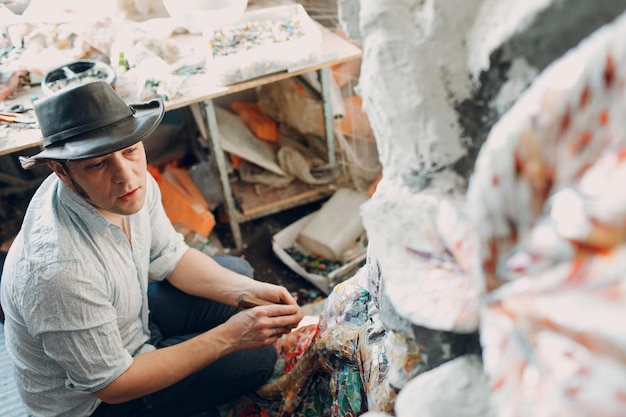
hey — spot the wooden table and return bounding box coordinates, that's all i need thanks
[0,24,362,250]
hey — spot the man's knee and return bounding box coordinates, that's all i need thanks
[234,344,278,388]
[195,344,278,406]
[213,255,254,278]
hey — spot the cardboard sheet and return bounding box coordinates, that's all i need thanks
[215,105,287,176]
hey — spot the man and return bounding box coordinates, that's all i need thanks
[1,80,304,417]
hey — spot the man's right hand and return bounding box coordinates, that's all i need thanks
[219,303,304,352]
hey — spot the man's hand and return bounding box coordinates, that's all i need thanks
[245,282,304,331]
[220,302,305,351]
[247,282,300,307]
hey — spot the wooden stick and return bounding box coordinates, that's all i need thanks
[237,294,274,309]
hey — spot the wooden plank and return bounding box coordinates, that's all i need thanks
[230,180,337,221]
[0,129,42,157]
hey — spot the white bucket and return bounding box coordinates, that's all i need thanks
[297,188,368,260]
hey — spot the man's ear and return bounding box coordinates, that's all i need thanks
[48,161,72,186]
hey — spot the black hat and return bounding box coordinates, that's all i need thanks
[19,80,164,169]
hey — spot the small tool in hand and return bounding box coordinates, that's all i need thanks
[237,294,274,309]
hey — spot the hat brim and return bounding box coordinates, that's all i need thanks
[20,99,164,170]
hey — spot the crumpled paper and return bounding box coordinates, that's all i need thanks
[256,270,371,417]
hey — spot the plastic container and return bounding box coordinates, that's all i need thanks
[202,4,322,85]
[297,188,368,261]
[42,60,115,96]
[272,213,367,294]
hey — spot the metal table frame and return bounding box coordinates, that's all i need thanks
[198,67,336,250]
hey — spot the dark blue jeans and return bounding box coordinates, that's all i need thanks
[91,256,277,417]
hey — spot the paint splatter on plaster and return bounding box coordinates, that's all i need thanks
[338,0,626,415]
[456,0,626,178]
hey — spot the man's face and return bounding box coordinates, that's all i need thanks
[50,142,148,219]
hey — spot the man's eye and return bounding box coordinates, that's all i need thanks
[88,162,104,169]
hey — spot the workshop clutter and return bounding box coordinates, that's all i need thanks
[248,50,380,194]
[191,68,370,195]
[195,52,378,291]
[41,60,116,96]
[331,56,382,193]
[1,10,120,90]
[257,76,329,139]
[0,70,29,100]
[220,55,381,194]
[273,189,368,294]
[202,4,322,85]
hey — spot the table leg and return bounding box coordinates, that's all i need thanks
[319,66,336,166]
[199,99,244,251]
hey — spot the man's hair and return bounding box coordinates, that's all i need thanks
[55,160,90,200]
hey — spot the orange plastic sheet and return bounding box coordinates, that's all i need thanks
[149,165,216,237]
[231,101,278,142]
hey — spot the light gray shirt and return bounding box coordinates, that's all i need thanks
[1,173,188,417]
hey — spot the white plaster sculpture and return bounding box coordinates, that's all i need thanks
[336,0,626,415]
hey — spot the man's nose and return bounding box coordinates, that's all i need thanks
[111,154,134,183]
